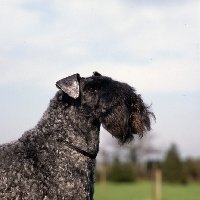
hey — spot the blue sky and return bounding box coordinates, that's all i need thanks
[0,0,200,159]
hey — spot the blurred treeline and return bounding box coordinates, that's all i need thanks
[96,137,200,184]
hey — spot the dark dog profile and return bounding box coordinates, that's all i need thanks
[0,72,155,200]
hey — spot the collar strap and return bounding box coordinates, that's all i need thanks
[65,140,97,159]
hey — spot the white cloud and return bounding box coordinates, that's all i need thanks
[72,60,200,93]
[0,2,40,44]
[0,0,199,94]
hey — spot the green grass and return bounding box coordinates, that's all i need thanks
[94,181,200,200]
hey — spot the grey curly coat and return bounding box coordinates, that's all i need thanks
[0,72,154,200]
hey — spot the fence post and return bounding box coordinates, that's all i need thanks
[154,168,162,200]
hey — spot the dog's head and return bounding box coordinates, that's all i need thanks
[56,72,155,144]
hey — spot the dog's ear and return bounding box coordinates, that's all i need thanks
[93,71,102,76]
[56,73,80,99]
[130,94,155,138]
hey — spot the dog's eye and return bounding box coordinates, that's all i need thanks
[88,87,97,93]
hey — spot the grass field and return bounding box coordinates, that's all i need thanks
[94,181,200,200]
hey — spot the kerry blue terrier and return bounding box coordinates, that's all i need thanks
[0,72,155,200]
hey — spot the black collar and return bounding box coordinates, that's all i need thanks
[65,140,97,160]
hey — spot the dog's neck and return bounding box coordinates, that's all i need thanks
[24,93,101,157]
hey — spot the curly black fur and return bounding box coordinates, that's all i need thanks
[0,72,155,199]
